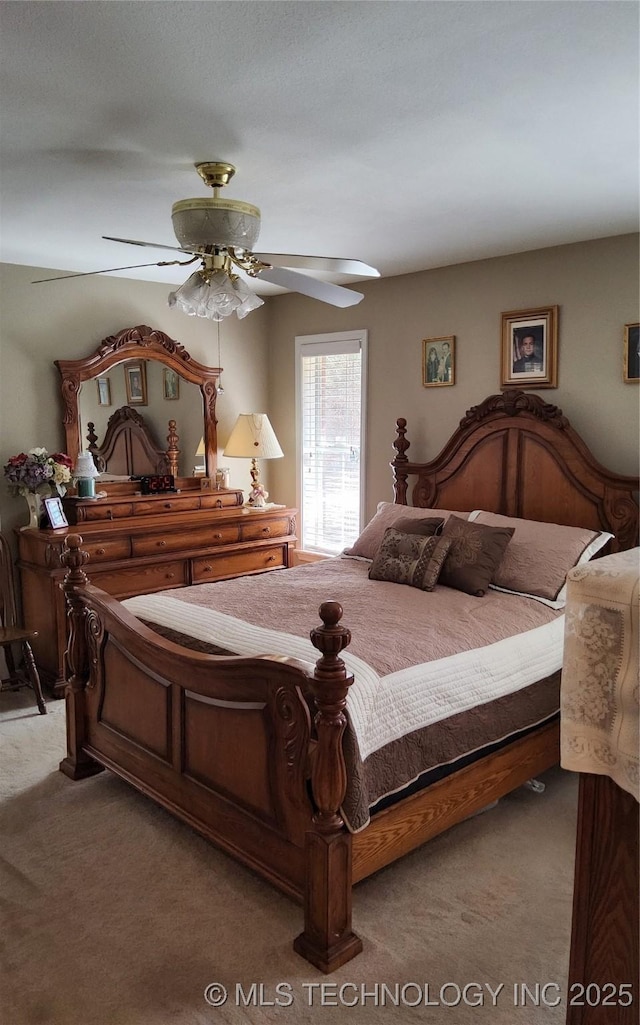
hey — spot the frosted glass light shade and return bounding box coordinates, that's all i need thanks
[168,269,264,322]
[223,414,284,460]
[172,198,261,250]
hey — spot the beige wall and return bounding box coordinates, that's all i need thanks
[2,233,638,540]
[266,233,640,522]
[0,263,270,535]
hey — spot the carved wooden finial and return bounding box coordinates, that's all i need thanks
[310,601,352,685]
[307,601,354,834]
[61,534,89,588]
[393,417,410,462]
[167,420,180,478]
[391,418,410,505]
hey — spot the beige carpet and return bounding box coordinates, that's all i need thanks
[1,691,578,1025]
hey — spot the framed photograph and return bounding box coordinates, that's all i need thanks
[163,367,180,400]
[624,323,639,383]
[422,336,455,387]
[96,376,111,406]
[124,361,147,405]
[44,495,68,529]
[501,305,558,389]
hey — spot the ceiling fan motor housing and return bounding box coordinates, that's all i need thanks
[171,197,261,251]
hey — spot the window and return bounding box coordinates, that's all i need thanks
[295,330,367,555]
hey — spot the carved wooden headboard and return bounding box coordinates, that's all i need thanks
[87,406,179,477]
[391,391,638,552]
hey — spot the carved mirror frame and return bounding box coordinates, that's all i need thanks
[56,324,220,480]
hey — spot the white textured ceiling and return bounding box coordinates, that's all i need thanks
[1,1,638,297]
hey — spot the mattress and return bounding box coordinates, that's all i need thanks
[124,557,563,830]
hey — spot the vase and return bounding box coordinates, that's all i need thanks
[22,492,43,530]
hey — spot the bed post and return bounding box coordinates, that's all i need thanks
[391,416,410,504]
[293,601,363,972]
[58,534,104,781]
[166,419,180,477]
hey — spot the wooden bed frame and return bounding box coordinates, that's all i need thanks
[58,391,638,973]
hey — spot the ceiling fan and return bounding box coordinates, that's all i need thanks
[33,161,380,319]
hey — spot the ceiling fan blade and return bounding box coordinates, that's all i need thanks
[32,258,194,284]
[254,253,379,277]
[257,267,364,308]
[103,235,197,255]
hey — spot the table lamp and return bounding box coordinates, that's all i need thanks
[74,451,101,498]
[223,413,283,507]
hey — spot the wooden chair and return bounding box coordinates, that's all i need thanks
[0,532,46,714]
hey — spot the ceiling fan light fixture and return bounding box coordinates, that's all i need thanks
[171,198,261,251]
[233,275,265,319]
[167,267,264,321]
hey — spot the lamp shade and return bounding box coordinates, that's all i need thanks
[74,452,100,479]
[195,437,206,457]
[223,414,284,460]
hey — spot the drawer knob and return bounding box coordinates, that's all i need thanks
[213,532,222,540]
[165,572,174,579]
[203,565,212,572]
[96,547,105,555]
[261,526,271,535]
[157,540,167,547]
[164,502,172,509]
[266,555,276,563]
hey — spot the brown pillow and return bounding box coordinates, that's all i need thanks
[392,516,444,537]
[472,511,610,603]
[440,515,515,596]
[343,502,468,560]
[369,528,453,590]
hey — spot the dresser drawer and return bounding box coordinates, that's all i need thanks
[200,491,244,510]
[133,496,201,516]
[192,546,285,582]
[90,559,188,597]
[241,516,291,542]
[81,538,132,563]
[131,524,239,557]
[80,502,134,521]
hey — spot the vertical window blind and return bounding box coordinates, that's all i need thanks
[296,333,366,555]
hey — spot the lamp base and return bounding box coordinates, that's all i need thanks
[248,457,269,507]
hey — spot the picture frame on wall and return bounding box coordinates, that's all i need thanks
[422,336,455,387]
[44,496,69,529]
[124,361,147,405]
[96,377,111,406]
[500,305,558,389]
[623,323,639,382]
[163,367,180,400]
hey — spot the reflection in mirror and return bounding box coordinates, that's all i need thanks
[56,325,220,481]
[78,360,203,477]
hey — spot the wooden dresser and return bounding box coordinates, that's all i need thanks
[17,487,297,697]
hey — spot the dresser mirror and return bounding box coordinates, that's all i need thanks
[56,324,220,481]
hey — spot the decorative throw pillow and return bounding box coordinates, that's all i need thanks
[343,501,468,561]
[472,511,613,604]
[392,516,444,537]
[439,515,515,596]
[368,528,453,590]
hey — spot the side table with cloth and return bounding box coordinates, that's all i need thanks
[561,547,639,1025]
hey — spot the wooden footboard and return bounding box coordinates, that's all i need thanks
[59,535,362,972]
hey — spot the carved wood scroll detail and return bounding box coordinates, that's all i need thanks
[99,325,193,362]
[460,389,570,429]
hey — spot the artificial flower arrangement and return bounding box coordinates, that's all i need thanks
[3,448,73,497]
